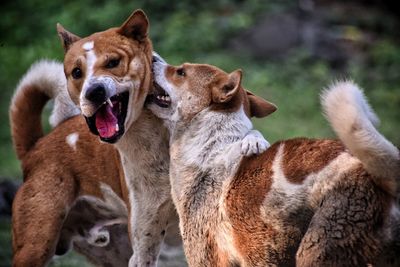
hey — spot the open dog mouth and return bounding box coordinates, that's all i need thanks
[85,92,129,143]
[148,82,171,108]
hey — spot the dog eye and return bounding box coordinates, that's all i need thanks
[71,67,82,79]
[105,58,120,69]
[176,68,185,77]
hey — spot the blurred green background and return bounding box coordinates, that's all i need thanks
[1,0,399,266]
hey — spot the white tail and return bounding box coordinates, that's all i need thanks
[321,81,399,195]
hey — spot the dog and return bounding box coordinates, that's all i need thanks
[10,59,134,267]
[56,9,269,266]
[10,58,193,267]
[148,57,400,266]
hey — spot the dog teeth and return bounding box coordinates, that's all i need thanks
[156,95,170,102]
[107,98,113,108]
[115,124,119,132]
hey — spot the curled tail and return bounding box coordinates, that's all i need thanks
[321,81,400,195]
[9,60,79,160]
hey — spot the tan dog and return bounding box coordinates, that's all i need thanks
[148,58,400,266]
[10,60,132,267]
[57,9,268,267]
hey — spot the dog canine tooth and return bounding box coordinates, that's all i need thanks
[107,98,113,108]
[115,123,119,132]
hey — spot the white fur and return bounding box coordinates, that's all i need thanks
[80,42,98,115]
[12,59,80,127]
[321,81,400,193]
[82,41,94,51]
[178,107,253,173]
[271,144,303,196]
[114,112,176,267]
[66,132,79,151]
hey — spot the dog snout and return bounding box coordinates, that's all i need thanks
[85,83,107,104]
[152,52,166,64]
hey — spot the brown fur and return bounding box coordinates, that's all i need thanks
[10,84,49,160]
[11,115,127,267]
[281,138,345,184]
[225,144,278,265]
[159,63,276,123]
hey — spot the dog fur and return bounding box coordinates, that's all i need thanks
[149,59,400,266]
[57,9,268,266]
[10,59,133,267]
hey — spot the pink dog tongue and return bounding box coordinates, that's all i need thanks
[95,104,118,138]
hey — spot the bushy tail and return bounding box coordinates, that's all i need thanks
[9,59,80,160]
[321,81,400,195]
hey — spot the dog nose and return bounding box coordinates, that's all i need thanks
[152,52,166,64]
[152,55,160,63]
[85,84,106,104]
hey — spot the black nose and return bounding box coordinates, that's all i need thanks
[152,55,160,63]
[152,52,166,64]
[85,84,106,104]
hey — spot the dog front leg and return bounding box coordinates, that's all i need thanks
[128,189,175,267]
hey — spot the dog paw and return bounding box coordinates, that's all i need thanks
[241,130,269,156]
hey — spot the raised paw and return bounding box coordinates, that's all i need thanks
[241,130,270,156]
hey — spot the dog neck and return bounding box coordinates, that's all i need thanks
[168,105,252,264]
[116,108,170,189]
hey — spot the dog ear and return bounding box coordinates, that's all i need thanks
[246,90,277,118]
[57,24,81,53]
[118,9,149,42]
[212,69,242,103]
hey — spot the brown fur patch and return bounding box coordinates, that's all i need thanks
[225,143,278,264]
[224,138,350,265]
[282,138,345,184]
[10,84,49,160]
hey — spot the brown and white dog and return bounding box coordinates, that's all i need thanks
[56,9,268,267]
[10,60,133,267]
[148,58,400,266]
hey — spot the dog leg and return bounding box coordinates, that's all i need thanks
[12,173,76,267]
[296,177,387,267]
[128,191,175,267]
[241,129,270,156]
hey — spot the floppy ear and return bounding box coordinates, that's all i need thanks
[118,9,149,42]
[246,90,277,118]
[212,69,242,103]
[57,23,81,53]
